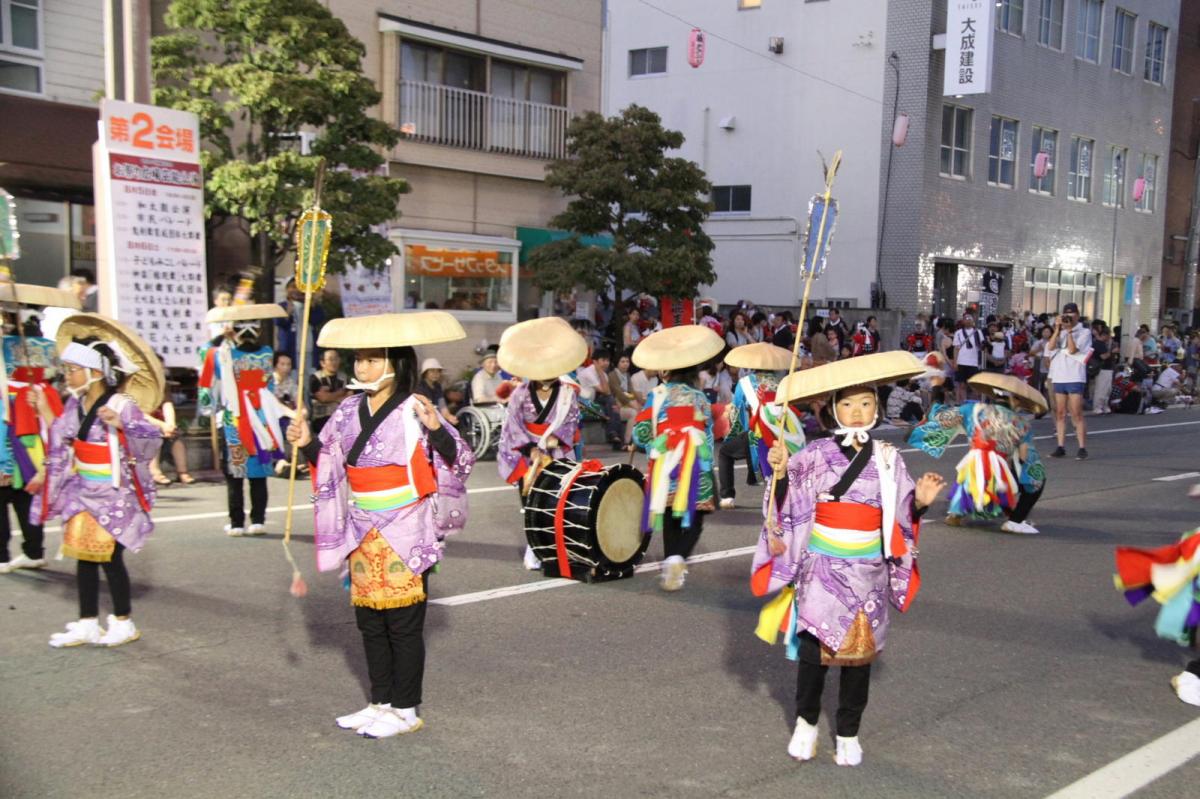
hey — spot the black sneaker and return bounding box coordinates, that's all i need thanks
[1076,448,1088,460]
[1049,446,1066,458]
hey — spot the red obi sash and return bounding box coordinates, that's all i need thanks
[506,421,554,486]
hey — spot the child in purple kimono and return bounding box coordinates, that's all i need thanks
[496,377,579,569]
[32,338,162,648]
[753,385,945,766]
[290,345,473,739]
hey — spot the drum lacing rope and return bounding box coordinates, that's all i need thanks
[553,459,605,577]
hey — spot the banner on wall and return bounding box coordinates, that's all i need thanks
[94,98,208,368]
[339,262,393,317]
[979,269,1002,320]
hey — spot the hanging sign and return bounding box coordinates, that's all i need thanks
[943,1,995,96]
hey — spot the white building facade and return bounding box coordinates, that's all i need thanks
[604,0,889,309]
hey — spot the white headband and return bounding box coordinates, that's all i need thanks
[61,340,140,380]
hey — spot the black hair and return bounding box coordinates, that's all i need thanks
[273,351,293,366]
[662,365,700,386]
[593,349,612,362]
[354,346,417,396]
[806,317,825,337]
[750,311,766,325]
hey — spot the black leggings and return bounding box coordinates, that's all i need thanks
[662,511,704,560]
[795,632,872,737]
[0,485,44,560]
[225,475,268,526]
[356,573,429,708]
[1007,485,1043,524]
[718,434,759,500]
[77,543,131,618]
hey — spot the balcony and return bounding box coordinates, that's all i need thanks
[398,80,569,161]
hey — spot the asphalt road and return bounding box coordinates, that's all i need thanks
[2,410,1200,798]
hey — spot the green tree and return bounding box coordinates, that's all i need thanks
[151,0,408,286]
[527,105,714,307]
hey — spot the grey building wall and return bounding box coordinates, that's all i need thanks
[879,0,1178,333]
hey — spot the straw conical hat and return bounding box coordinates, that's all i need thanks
[776,351,925,404]
[632,325,724,372]
[0,283,82,309]
[205,303,287,323]
[497,317,587,381]
[56,313,165,412]
[317,311,466,349]
[725,342,794,371]
[968,372,1049,414]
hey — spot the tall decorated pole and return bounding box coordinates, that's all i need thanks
[766,151,842,530]
[0,189,20,423]
[282,160,331,597]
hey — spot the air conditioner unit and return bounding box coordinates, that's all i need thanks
[768,37,784,54]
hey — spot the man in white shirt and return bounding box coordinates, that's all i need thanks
[576,350,623,448]
[951,314,984,403]
[1044,302,1093,459]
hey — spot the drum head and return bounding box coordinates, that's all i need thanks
[594,476,645,565]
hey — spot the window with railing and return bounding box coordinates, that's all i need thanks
[398,40,569,160]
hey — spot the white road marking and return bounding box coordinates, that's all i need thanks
[430,545,759,606]
[1152,472,1200,482]
[1043,715,1200,799]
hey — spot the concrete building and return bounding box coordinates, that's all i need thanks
[329,0,604,368]
[1159,0,1199,323]
[880,0,1179,336]
[603,0,889,310]
[0,0,106,286]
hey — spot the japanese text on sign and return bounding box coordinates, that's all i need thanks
[943,1,994,96]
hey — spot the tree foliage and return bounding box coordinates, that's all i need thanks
[527,105,714,300]
[151,0,408,274]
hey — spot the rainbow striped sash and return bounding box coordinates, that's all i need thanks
[72,440,112,483]
[346,460,435,514]
[807,502,883,560]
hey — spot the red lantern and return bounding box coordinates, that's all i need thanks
[891,113,909,147]
[1132,177,1146,203]
[688,29,705,68]
[1034,152,1050,179]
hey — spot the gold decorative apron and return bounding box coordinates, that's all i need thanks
[62,512,116,563]
[348,530,426,610]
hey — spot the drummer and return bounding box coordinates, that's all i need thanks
[287,311,474,738]
[631,325,724,591]
[751,351,946,766]
[907,372,1048,534]
[496,317,586,571]
[719,342,806,510]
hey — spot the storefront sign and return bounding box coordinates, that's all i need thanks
[95,99,208,368]
[405,244,512,278]
[943,1,995,96]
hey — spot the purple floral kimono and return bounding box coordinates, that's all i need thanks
[34,393,162,552]
[496,380,580,485]
[313,393,474,574]
[751,436,920,660]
